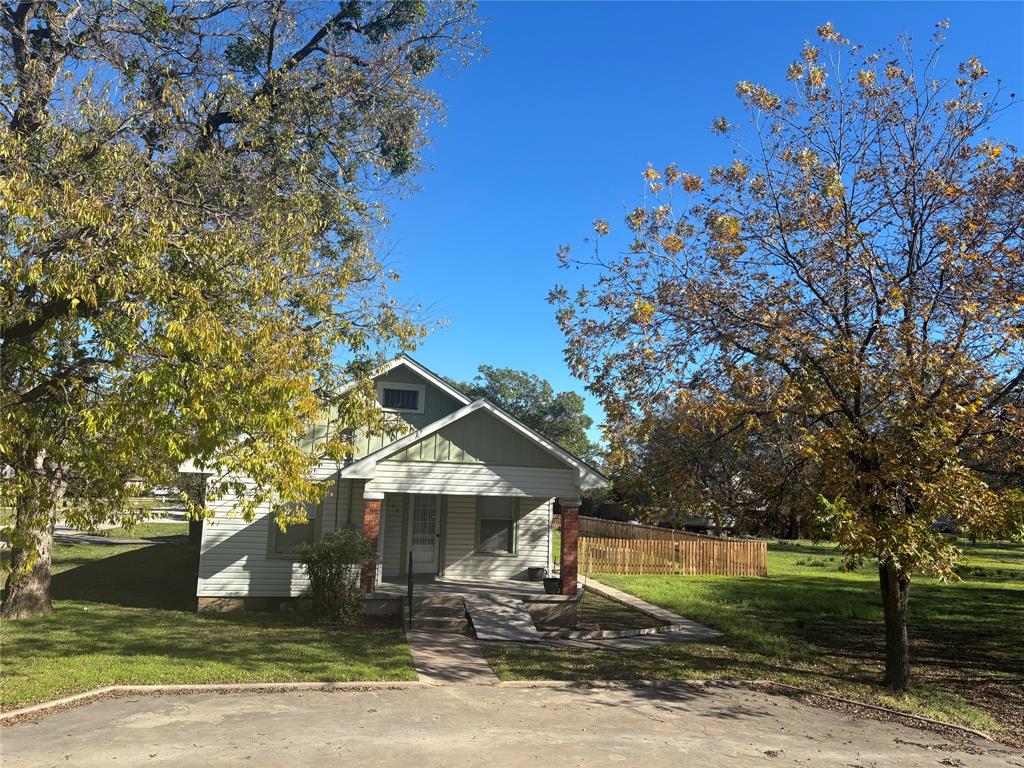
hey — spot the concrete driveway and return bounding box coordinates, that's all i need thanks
[2,683,1020,767]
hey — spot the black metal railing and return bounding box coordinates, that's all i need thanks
[406,550,414,628]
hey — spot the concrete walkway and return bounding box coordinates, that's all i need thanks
[406,629,499,684]
[456,577,720,650]
[3,684,1016,767]
[464,595,543,642]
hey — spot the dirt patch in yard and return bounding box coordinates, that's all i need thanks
[534,591,670,632]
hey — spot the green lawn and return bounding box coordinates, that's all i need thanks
[1,533,415,710]
[486,538,1024,744]
[95,521,192,542]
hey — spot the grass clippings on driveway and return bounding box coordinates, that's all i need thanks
[483,539,1024,746]
[1,535,415,711]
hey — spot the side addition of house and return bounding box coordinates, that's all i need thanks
[192,355,606,610]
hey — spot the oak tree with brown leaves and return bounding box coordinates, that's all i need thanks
[552,22,1024,691]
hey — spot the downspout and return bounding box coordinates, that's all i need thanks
[438,496,447,577]
[547,498,553,574]
[341,432,354,528]
[347,479,354,526]
[334,471,341,531]
[376,498,386,585]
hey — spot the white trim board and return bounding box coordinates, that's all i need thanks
[376,380,426,414]
[366,463,580,499]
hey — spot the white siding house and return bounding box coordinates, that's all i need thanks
[193,356,605,610]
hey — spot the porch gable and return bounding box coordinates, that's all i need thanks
[340,398,606,490]
[384,408,566,468]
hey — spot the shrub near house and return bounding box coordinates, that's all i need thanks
[300,530,376,624]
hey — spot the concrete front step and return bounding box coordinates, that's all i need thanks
[405,595,469,632]
[410,616,470,632]
[410,594,464,609]
[415,606,467,619]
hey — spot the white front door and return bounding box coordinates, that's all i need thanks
[409,495,440,574]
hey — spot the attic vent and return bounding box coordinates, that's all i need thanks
[382,387,419,411]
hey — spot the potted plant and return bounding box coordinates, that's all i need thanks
[543,573,561,594]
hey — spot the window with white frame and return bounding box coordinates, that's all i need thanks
[269,500,319,556]
[477,497,517,554]
[377,382,425,413]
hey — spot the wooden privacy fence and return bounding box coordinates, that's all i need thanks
[579,536,768,577]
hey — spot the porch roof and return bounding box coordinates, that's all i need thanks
[336,398,607,490]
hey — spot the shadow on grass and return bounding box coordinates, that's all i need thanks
[492,542,1024,742]
[483,638,881,690]
[51,541,200,611]
[4,541,412,707]
[133,531,190,545]
[614,570,1023,636]
[7,603,407,673]
[587,569,1024,687]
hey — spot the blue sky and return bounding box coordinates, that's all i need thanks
[383,1,1024,441]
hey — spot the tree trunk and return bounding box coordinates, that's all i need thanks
[188,519,203,546]
[878,561,911,690]
[787,510,802,540]
[1,489,61,619]
[179,472,208,547]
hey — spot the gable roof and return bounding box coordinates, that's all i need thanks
[339,397,607,489]
[339,354,472,406]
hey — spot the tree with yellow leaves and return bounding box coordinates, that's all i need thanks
[552,22,1023,690]
[1,1,480,619]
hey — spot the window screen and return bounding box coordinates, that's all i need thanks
[271,501,317,555]
[477,497,516,554]
[382,387,419,411]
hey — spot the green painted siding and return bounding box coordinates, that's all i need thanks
[385,409,565,468]
[351,424,405,459]
[297,363,466,460]
[297,409,340,455]
[378,364,464,427]
[349,364,464,458]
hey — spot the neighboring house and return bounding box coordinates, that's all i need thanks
[193,355,606,611]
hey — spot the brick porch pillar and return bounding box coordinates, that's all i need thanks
[361,494,383,593]
[559,500,580,596]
